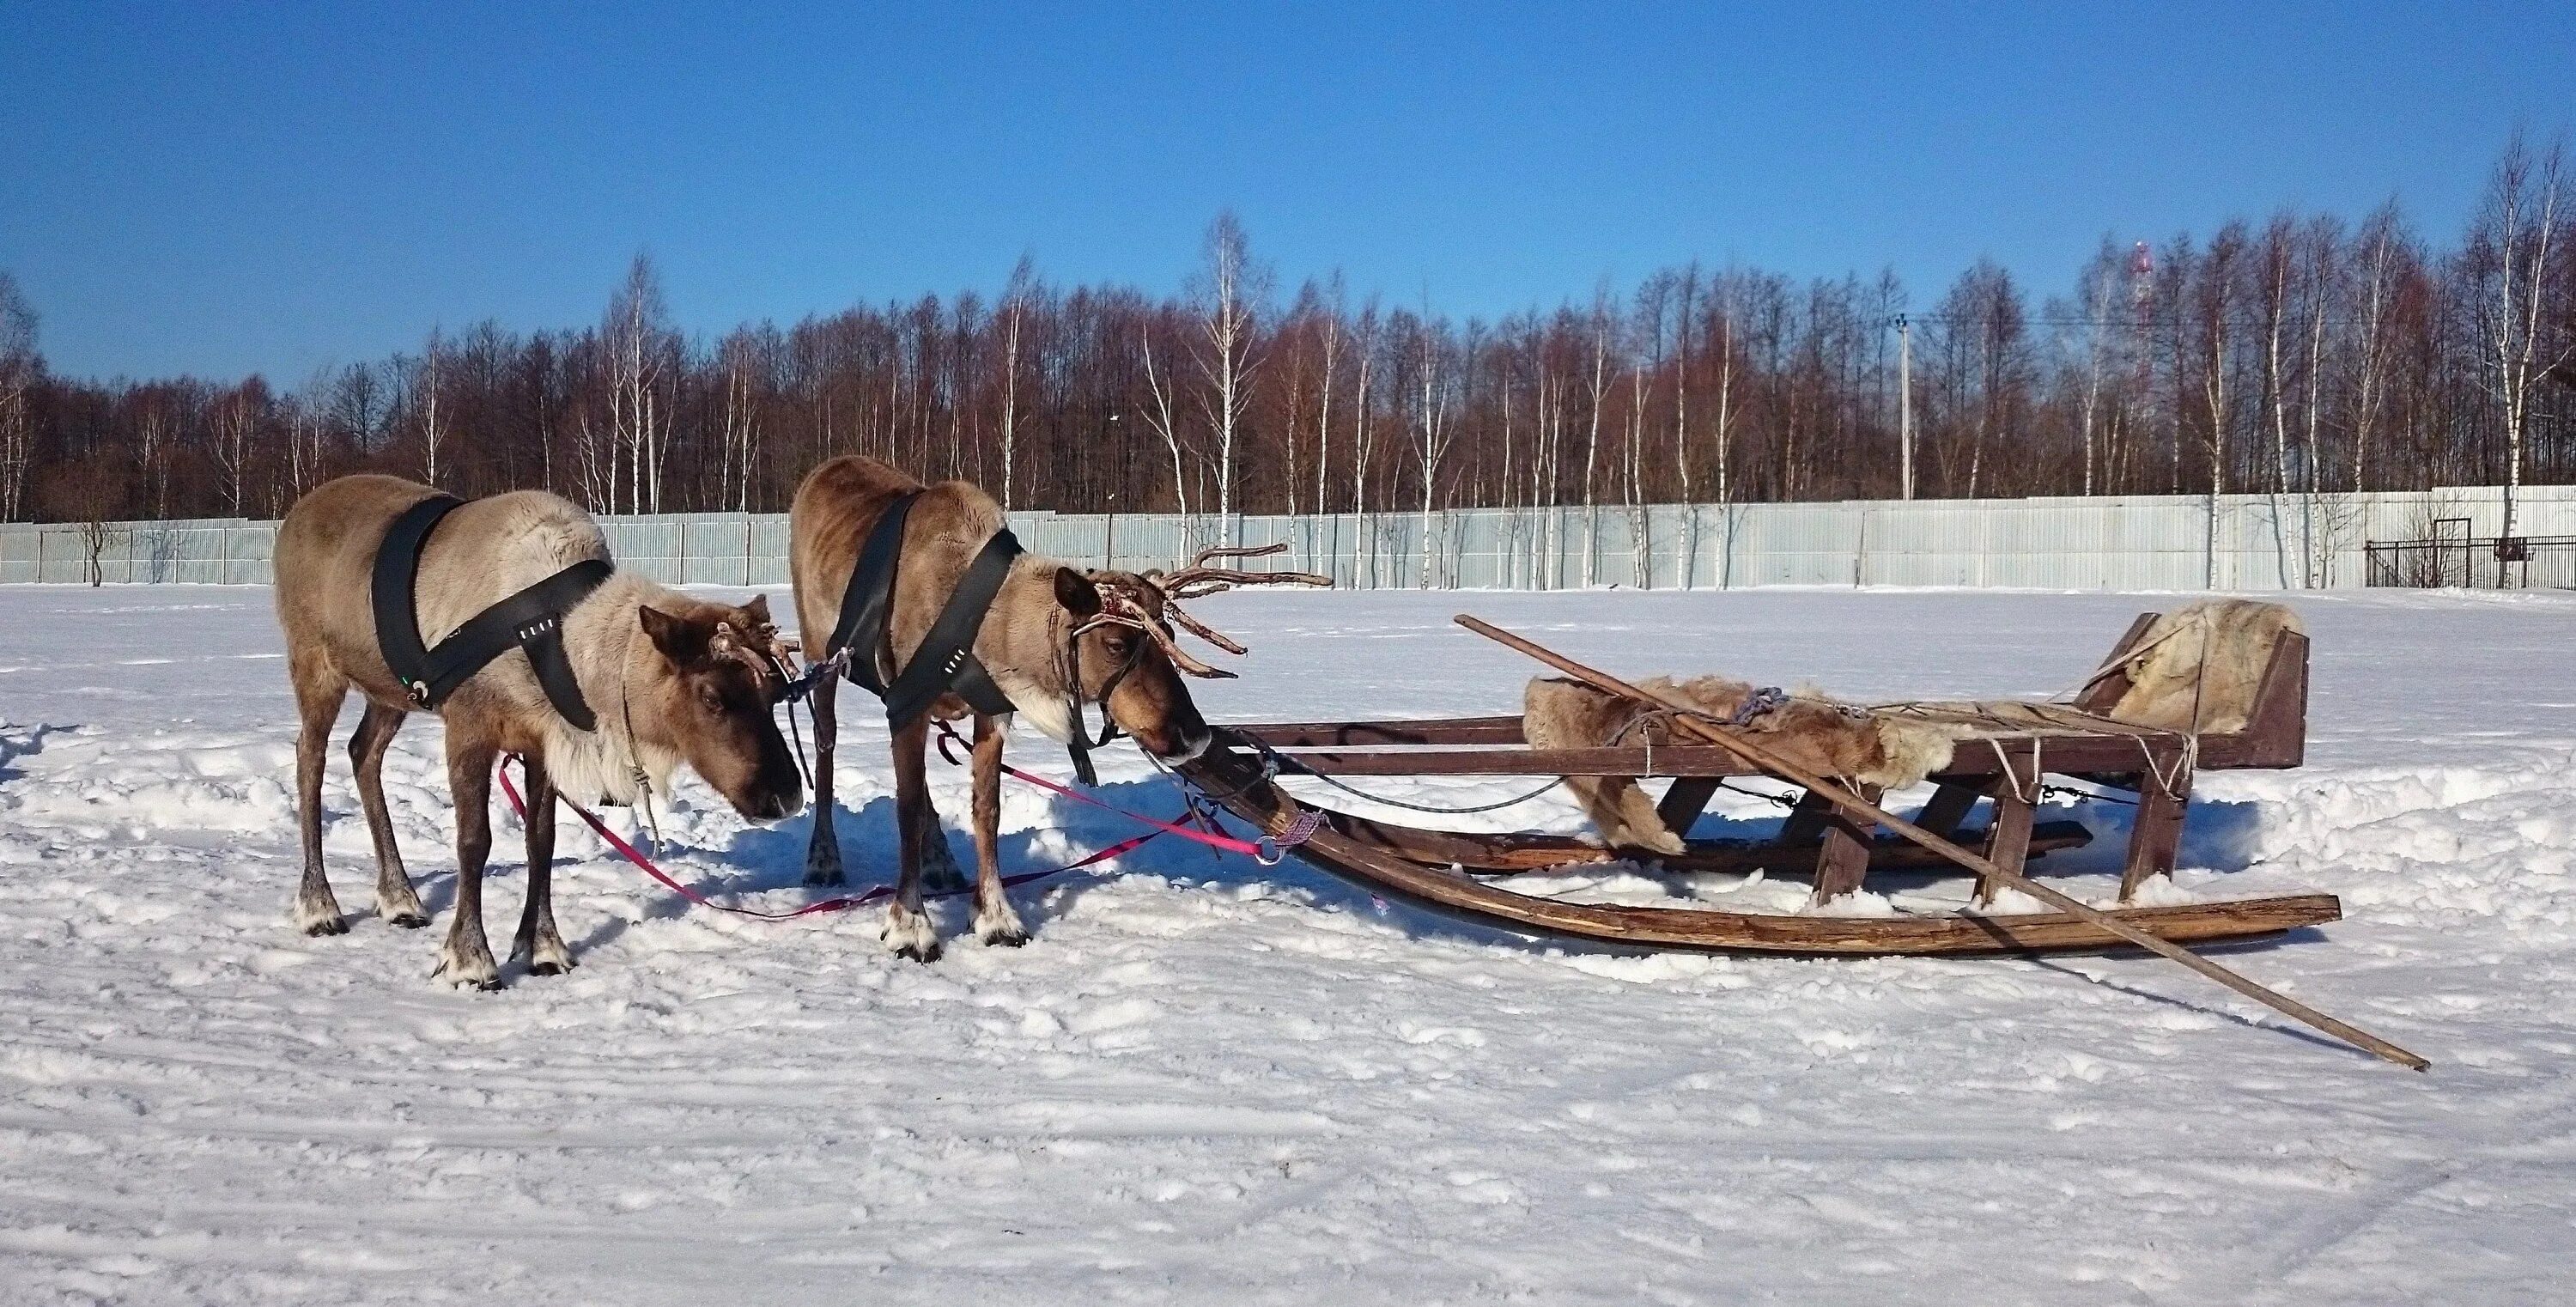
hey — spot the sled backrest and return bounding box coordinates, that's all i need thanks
[2075,610,2306,769]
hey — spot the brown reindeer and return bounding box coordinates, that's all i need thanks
[274,474,803,988]
[790,456,1321,963]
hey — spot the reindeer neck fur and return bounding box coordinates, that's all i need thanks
[972,555,1084,743]
[542,572,688,806]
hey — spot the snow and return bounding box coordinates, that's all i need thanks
[3,582,2573,1304]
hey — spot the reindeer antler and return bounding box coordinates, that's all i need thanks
[1078,543,1334,679]
[712,618,802,681]
[1146,543,1334,600]
[1087,582,1237,679]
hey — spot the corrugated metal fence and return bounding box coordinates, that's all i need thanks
[7,485,2573,590]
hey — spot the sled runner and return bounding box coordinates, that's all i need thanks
[1179,606,2338,958]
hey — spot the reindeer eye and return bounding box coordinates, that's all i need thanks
[696,683,726,713]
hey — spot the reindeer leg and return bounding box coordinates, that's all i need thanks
[803,674,846,887]
[434,734,502,990]
[915,785,970,895]
[969,714,1027,946]
[348,702,427,927]
[511,755,573,975]
[883,716,941,964]
[290,653,349,936]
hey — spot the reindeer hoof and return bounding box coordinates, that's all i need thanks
[883,906,941,963]
[804,866,846,888]
[302,916,349,938]
[386,911,430,930]
[975,903,1028,948]
[432,946,501,991]
[530,959,571,976]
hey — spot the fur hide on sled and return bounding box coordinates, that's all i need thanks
[2105,599,2305,735]
[1525,675,1966,857]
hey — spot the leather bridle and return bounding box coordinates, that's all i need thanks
[1049,597,1161,786]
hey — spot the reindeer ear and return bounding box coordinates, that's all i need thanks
[740,594,772,626]
[1054,567,1102,618]
[639,605,709,666]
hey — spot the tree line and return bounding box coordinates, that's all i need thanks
[3,134,2569,542]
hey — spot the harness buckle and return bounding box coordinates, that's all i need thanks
[405,679,433,709]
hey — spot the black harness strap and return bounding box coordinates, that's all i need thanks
[824,491,1024,733]
[370,494,614,731]
[371,495,457,691]
[880,529,1023,729]
[827,492,920,699]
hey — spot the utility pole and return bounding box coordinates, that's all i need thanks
[1896,315,1914,500]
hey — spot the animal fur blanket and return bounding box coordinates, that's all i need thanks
[1524,675,1965,857]
[2104,599,2304,734]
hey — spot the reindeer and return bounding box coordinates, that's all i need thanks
[274,474,804,988]
[789,456,1323,962]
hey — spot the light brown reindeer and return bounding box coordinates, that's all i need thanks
[789,456,1323,962]
[274,474,804,988]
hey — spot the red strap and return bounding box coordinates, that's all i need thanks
[932,721,1279,859]
[495,757,1157,922]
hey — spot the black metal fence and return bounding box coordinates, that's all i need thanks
[2365,535,2576,589]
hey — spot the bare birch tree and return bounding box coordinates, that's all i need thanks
[997,255,1038,511]
[0,274,35,520]
[1139,316,1193,522]
[213,381,258,514]
[603,254,674,513]
[1580,294,1613,585]
[1188,213,1269,543]
[416,328,447,487]
[1401,309,1459,586]
[2470,131,2572,576]
[2344,203,2407,494]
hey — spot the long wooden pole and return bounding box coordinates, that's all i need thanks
[1456,614,2430,1073]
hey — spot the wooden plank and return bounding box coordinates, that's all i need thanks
[1317,809,2091,874]
[2120,754,2192,903]
[1979,750,2039,906]
[1235,716,1527,747]
[1261,733,2194,779]
[1655,776,1722,839]
[1811,784,1883,903]
[1778,790,1832,846]
[1913,782,1983,841]
[2223,629,2309,769]
[1253,745,1752,777]
[2072,611,2160,713]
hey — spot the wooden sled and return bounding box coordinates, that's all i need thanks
[1178,613,2339,957]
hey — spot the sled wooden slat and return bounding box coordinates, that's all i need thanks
[1242,717,1528,747]
[1309,806,2095,875]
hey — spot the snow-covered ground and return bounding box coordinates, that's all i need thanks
[2,583,2572,1305]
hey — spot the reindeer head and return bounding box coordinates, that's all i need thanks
[636,593,805,821]
[1046,544,1330,762]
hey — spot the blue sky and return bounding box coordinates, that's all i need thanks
[4,2,2572,381]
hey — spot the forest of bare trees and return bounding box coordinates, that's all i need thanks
[5,137,2571,532]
